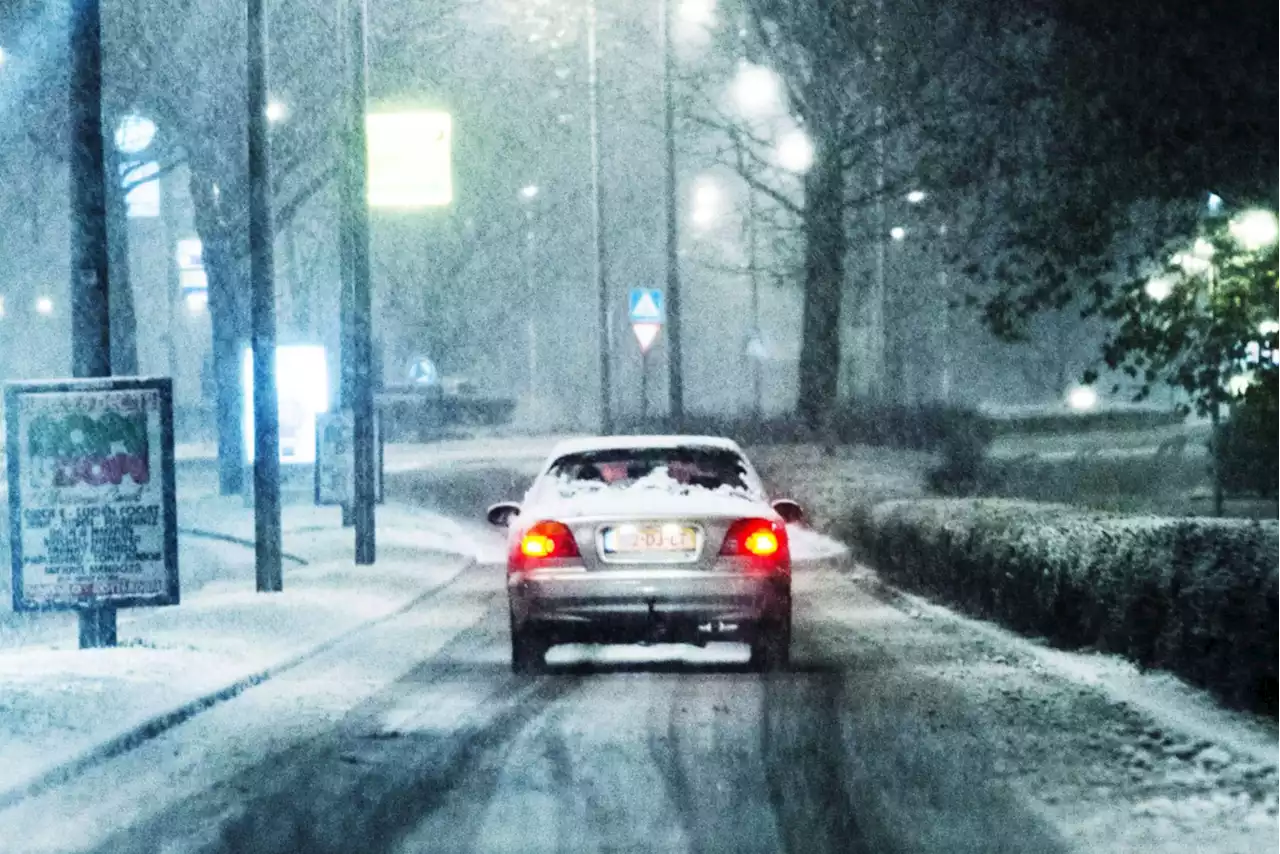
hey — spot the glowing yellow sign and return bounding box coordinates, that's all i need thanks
[367,111,453,208]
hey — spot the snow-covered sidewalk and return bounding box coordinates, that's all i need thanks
[0,494,492,805]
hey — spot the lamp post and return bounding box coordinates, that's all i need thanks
[247,0,283,592]
[587,0,612,434]
[661,0,684,423]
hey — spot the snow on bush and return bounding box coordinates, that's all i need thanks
[845,499,1279,715]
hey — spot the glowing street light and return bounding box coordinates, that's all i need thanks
[367,110,454,208]
[889,226,907,241]
[34,296,53,316]
[679,0,716,26]
[690,176,722,229]
[775,128,814,174]
[519,184,539,201]
[265,99,287,123]
[905,190,927,204]
[1228,209,1279,252]
[114,114,157,154]
[731,62,783,118]
[1226,372,1254,397]
[1144,276,1174,301]
[1172,238,1214,276]
[1067,385,1098,411]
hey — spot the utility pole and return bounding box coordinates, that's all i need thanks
[344,0,377,563]
[247,0,283,592]
[738,9,761,419]
[588,0,612,434]
[871,0,886,402]
[660,0,683,423]
[69,0,115,647]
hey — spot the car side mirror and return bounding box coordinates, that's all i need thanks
[771,499,804,524]
[486,502,521,527]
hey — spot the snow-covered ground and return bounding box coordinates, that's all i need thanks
[0,494,481,803]
[752,443,1279,853]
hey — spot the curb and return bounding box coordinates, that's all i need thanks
[0,559,473,813]
[179,527,309,565]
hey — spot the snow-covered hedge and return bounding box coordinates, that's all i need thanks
[845,500,1279,715]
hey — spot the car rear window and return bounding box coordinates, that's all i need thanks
[545,447,753,493]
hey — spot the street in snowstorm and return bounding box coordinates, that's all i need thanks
[0,0,1276,852]
[0,444,1275,854]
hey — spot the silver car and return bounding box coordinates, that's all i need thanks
[486,435,804,672]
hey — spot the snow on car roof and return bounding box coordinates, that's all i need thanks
[546,434,744,460]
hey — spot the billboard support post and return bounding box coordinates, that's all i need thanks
[6,379,180,646]
[69,0,115,647]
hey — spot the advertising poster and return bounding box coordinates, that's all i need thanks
[314,410,384,506]
[315,410,354,506]
[5,378,179,611]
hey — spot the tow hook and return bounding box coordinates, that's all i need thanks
[645,598,665,644]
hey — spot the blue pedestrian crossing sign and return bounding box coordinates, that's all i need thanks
[629,288,664,324]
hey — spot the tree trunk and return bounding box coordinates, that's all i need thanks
[189,164,248,496]
[204,235,246,495]
[795,143,847,429]
[105,148,138,375]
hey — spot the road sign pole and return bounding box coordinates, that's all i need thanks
[69,0,116,647]
[640,348,649,418]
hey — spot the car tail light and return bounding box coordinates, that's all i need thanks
[511,520,580,572]
[720,518,789,567]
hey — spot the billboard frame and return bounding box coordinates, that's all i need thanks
[5,376,179,612]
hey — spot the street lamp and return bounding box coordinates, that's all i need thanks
[905,189,927,204]
[265,98,287,123]
[1145,276,1174,302]
[680,0,716,26]
[520,184,539,201]
[1067,385,1098,411]
[114,114,156,154]
[775,128,813,173]
[35,296,54,315]
[889,226,906,241]
[690,176,721,229]
[1228,209,1279,252]
[731,62,783,118]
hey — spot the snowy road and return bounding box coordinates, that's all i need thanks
[0,455,1273,854]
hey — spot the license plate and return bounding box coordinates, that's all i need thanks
[602,524,697,554]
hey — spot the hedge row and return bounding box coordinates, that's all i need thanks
[983,408,1184,436]
[843,499,1279,715]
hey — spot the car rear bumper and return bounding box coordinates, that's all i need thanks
[508,568,790,644]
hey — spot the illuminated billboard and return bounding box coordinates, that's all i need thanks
[367,110,453,208]
[241,345,330,465]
